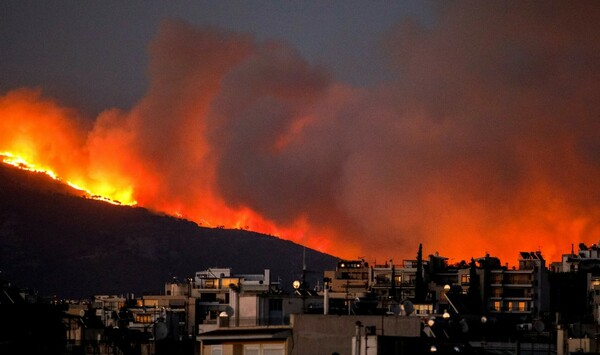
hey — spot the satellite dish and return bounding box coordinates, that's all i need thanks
[459,318,469,333]
[534,320,545,332]
[153,322,168,340]
[388,302,400,316]
[224,306,234,317]
[402,300,414,316]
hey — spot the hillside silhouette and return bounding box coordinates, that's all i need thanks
[0,162,338,298]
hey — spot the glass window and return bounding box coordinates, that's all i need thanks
[263,344,285,355]
[203,279,216,289]
[134,314,152,324]
[244,345,259,355]
[269,299,283,312]
[491,274,503,284]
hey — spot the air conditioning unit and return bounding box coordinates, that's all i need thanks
[517,323,532,331]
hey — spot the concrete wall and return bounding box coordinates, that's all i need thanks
[290,314,421,355]
[201,341,287,355]
[239,295,259,326]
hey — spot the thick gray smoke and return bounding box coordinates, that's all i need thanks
[3,2,599,263]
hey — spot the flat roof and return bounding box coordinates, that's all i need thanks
[198,326,292,342]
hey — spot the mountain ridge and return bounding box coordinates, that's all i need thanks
[0,162,338,298]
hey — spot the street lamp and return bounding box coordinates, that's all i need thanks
[442,310,450,320]
[481,316,488,350]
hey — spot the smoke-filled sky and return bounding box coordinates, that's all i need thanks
[1,1,600,265]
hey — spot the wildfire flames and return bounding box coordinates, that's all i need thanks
[0,152,128,206]
[2,3,600,265]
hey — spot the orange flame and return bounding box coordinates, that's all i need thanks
[0,84,591,267]
[1,152,133,206]
[3,6,600,267]
[0,89,136,205]
[0,88,341,257]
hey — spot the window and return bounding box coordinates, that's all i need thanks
[242,344,285,355]
[509,274,531,284]
[504,288,526,298]
[134,314,152,324]
[492,301,501,311]
[460,274,470,285]
[269,299,283,312]
[204,279,216,289]
[510,301,527,312]
[200,293,217,302]
[210,345,222,355]
[263,344,285,355]
[375,274,390,285]
[402,276,415,286]
[491,274,503,284]
[244,345,260,355]
[414,304,433,315]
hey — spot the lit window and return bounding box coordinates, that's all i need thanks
[203,280,216,289]
[511,302,527,312]
[135,314,152,324]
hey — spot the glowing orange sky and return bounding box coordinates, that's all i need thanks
[2,3,600,266]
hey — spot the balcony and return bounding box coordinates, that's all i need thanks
[503,282,533,287]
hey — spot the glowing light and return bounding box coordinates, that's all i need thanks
[1,151,59,179]
[1,152,136,206]
[442,310,450,319]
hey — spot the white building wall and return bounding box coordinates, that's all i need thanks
[239,294,260,326]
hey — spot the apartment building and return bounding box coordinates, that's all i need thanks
[550,242,600,324]
[369,259,419,302]
[487,251,549,317]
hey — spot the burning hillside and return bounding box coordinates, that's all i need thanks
[1,3,600,264]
